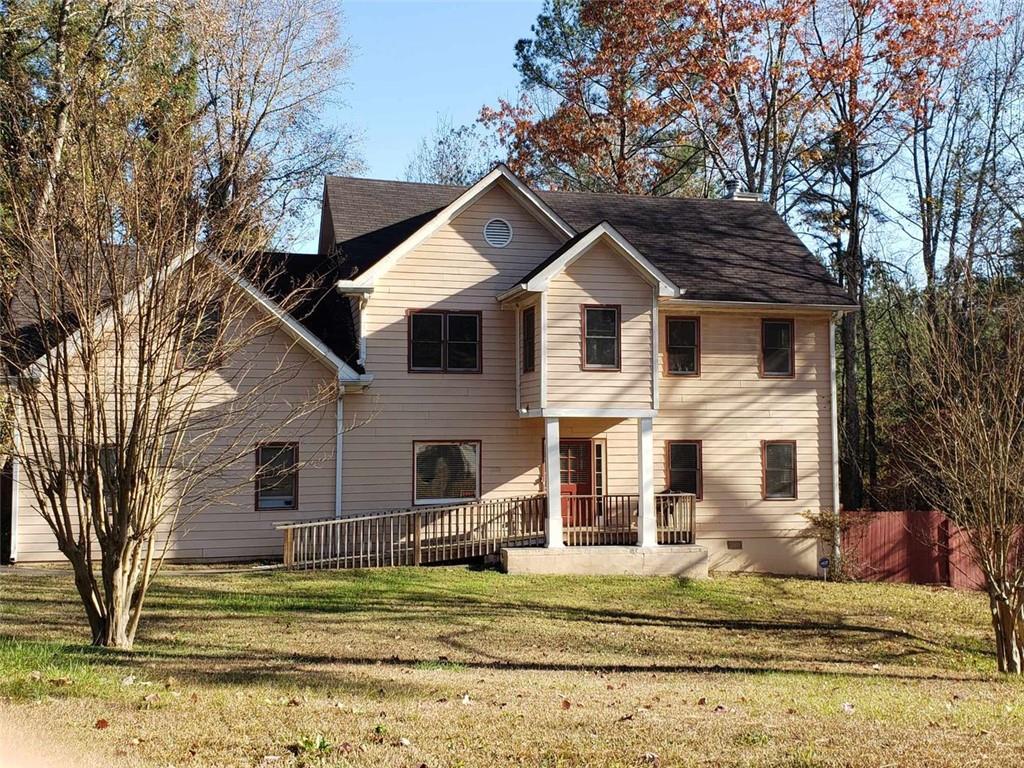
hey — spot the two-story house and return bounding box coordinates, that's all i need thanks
[2,165,855,575]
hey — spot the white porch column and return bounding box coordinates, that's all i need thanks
[637,416,657,547]
[543,417,563,548]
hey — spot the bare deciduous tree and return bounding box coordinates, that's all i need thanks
[0,0,360,648]
[404,115,497,186]
[896,290,1024,673]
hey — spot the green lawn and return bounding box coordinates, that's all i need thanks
[1,565,1023,767]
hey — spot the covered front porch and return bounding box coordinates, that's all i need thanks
[275,412,706,574]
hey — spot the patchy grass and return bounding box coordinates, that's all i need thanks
[1,565,1023,767]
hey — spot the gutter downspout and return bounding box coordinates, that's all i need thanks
[7,423,19,563]
[829,312,842,573]
[335,393,344,519]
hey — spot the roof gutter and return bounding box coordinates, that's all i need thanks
[661,297,858,313]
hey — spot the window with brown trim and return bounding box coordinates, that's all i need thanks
[761,319,794,377]
[666,317,700,375]
[582,305,620,370]
[762,440,797,499]
[408,310,481,373]
[667,441,702,498]
[522,306,536,373]
[255,443,298,510]
[413,441,481,505]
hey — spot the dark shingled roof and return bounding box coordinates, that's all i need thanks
[256,251,364,373]
[3,251,364,375]
[323,176,854,307]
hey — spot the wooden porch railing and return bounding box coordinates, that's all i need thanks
[276,492,696,570]
[560,493,697,546]
[277,495,546,570]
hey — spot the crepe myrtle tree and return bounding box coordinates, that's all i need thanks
[896,290,1024,673]
[0,0,357,649]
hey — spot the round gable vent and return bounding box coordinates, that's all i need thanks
[483,218,513,248]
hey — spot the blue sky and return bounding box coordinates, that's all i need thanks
[294,0,544,251]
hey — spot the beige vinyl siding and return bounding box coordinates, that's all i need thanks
[654,310,832,541]
[519,296,541,410]
[546,242,654,410]
[341,185,562,512]
[14,319,339,562]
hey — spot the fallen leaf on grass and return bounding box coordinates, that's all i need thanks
[697,697,707,706]
[561,699,571,710]
[94,719,110,730]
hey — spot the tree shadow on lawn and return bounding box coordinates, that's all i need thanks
[2,570,995,691]
[140,576,987,657]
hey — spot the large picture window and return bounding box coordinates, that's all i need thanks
[666,317,700,375]
[414,441,481,505]
[582,305,620,370]
[409,310,481,372]
[667,441,702,498]
[762,440,797,499]
[761,319,794,377]
[255,443,298,510]
[521,306,536,373]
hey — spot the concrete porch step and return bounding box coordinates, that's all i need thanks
[500,544,709,577]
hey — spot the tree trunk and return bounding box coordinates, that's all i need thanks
[990,591,1024,674]
[840,311,863,509]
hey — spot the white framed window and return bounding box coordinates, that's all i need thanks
[413,441,481,505]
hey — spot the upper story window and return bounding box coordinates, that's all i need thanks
[762,440,797,499]
[256,443,298,510]
[761,319,794,377]
[582,305,620,370]
[666,316,700,376]
[408,310,481,373]
[667,440,702,498]
[414,441,481,505]
[521,306,536,373]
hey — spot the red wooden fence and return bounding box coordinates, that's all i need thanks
[841,510,986,590]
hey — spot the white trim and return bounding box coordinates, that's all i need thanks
[829,313,841,555]
[335,283,373,368]
[8,427,19,563]
[539,293,549,409]
[514,305,522,413]
[651,289,660,410]
[498,222,680,301]
[523,407,658,419]
[636,416,657,547]
[350,165,575,287]
[543,417,563,548]
[335,396,344,519]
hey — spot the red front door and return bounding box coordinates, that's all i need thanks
[559,440,594,525]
